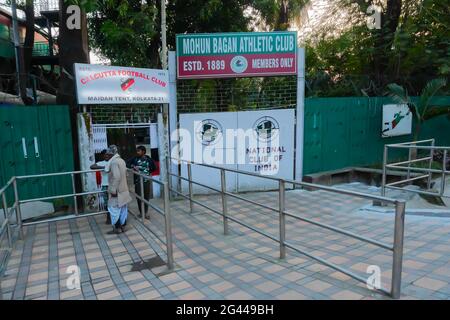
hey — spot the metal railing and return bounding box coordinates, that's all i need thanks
[382,139,450,198]
[0,169,174,272]
[127,168,174,270]
[169,158,406,299]
[0,177,21,274]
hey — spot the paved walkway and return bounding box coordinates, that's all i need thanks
[1,188,449,300]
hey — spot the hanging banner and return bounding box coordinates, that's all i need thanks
[176,31,297,79]
[74,63,169,104]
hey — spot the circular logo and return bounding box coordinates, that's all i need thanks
[253,116,280,142]
[230,56,248,74]
[195,119,223,146]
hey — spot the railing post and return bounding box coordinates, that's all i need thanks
[407,147,412,180]
[13,178,24,240]
[2,192,12,249]
[71,173,78,216]
[177,158,182,198]
[163,182,174,270]
[440,150,447,196]
[427,139,435,190]
[140,175,145,223]
[167,156,173,199]
[381,145,388,197]
[187,163,194,214]
[220,169,229,235]
[391,200,406,299]
[279,180,286,259]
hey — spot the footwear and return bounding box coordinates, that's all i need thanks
[120,225,126,233]
[145,213,150,220]
[107,227,121,235]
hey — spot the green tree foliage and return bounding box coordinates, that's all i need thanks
[82,0,448,102]
[387,78,448,143]
[86,0,254,67]
[306,0,450,96]
[87,0,159,67]
[251,0,309,30]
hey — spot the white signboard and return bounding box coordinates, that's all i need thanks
[382,104,412,138]
[178,109,295,193]
[179,112,238,194]
[74,63,169,104]
[237,109,295,192]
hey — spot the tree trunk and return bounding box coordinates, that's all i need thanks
[57,0,90,209]
[18,0,35,105]
[276,0,290,30]
[372,0,402,90]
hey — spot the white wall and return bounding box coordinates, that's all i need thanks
[178,109,295,194]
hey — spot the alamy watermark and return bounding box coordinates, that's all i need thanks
[366,5,382,30]
[66,5,81,30]
[171,120,284,175]
[366,265,381,290]
[66,265,81,290]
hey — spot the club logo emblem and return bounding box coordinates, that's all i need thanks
[253,116,280,142]
[196,119,223,146]
[120,78,135,94]
[230,56,248,74]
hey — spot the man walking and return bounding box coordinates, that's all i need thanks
[105,145,132,234]
[127,146,156,219]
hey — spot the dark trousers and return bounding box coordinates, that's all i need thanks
[135,181,151,215]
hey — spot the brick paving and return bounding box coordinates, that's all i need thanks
[1,188,449,300]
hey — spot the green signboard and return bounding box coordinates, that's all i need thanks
[176,31,297,79]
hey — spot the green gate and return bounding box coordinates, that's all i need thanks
[0,105,74,203]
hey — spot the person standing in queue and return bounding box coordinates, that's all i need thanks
[127,146,156,219]
[105,145,132,234]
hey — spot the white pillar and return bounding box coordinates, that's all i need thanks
[77,113,97,210]
[295,48,306,182]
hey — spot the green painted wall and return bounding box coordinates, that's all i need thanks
[0,105,74,204]
[303,96,450,175]
[0,24,14,58]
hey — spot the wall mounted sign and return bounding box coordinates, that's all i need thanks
[178,109,295,193]
[176,32,298,79]
[74,63,169,104]
[382,104,413,137]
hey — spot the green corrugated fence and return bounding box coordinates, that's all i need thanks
[303,96,450,175]
[0,105,74,205]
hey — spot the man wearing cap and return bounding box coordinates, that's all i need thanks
[105,145,132,234]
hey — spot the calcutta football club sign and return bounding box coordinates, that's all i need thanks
[74,63,169,104]
[176,31,298,79]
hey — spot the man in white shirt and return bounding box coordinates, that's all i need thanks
[91,149,111,223]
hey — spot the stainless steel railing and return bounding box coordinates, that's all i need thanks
[127,168,174,270]
[0,177,20,274]
[0,169,174,272]
[169,157,406,299]
[382,139,450,198]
